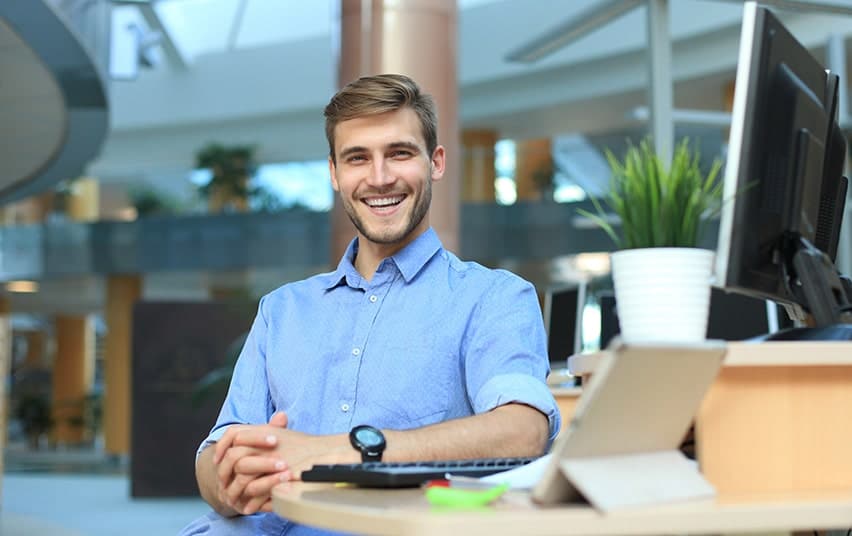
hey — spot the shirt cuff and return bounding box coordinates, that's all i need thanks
[473,373,562,451]
[195,425,232,463]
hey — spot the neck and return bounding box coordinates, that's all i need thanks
[353,228,427,281]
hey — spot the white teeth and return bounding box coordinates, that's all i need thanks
[365,196,403,208]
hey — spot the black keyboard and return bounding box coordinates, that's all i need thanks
[301,457,538,488]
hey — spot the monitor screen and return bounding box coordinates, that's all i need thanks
[715,2,851,331]
[543,283,585,364]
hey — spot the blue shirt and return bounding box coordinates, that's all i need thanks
[196,228,560,535]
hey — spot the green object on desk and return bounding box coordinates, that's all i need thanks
[425,483,509,508]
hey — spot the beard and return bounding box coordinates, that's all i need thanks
[341,174,432,246]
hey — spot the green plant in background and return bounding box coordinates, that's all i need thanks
[128,185,181,217]
[577,138,723,249]
[190,290,259,407]
[191,331,248,407]
[195,143,258,200]
[14,392,52,449]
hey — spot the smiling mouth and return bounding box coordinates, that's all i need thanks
[363,195,405,209]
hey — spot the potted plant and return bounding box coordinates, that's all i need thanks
[128,185,181,217]
[195,143,258,213]
[14,392,52,449]
[578,138,723,343]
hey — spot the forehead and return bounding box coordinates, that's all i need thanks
[334,108,424,152]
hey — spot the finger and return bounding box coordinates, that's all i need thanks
[231,428,279,449]
[217,445,255,488]
[259,498,274,513]
[239,494,269,516]
[244,471,290,498]
[268,411,288,428]
[225,473,254,506]
[234,455,288,476]
[213,426,242,464]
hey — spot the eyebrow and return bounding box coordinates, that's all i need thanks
[338,141,422,160]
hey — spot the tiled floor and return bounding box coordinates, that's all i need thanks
[2,443,209,536]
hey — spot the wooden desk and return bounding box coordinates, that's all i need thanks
[568,341,852,496]
[273,483,852,536]
[550,385,582,428]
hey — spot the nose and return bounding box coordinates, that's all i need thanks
[366,156,395,188]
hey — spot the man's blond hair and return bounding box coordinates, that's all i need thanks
[324,74,438,163]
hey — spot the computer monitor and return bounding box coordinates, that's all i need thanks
[543,283,585,364]
[715,2,852,338]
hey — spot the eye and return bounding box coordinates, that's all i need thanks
[390,150,413,159]
[346,154,367,164]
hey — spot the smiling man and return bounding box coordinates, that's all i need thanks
[179,74,560,536]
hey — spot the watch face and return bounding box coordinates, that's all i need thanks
[354,427,383,448]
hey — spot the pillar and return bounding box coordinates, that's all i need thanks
[647,0,674,166]
[103,275,141,455]
[51,315,95,444]
[331,0,460,260]
[461,129,497,202]
[0,192,53,226]
[514,138,552,201]
[723,80,735,142]
[0,296,11,504]
[67,177,100,222]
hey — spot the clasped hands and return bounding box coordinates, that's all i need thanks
[213,411,346,516]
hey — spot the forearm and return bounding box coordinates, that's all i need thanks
[383,403,549,462]
[196,444,239,517]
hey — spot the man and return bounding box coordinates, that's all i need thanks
[180,74,560,536]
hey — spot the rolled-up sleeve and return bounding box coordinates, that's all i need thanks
[462,273,561,449]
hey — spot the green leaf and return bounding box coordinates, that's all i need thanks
[576,136,724,249]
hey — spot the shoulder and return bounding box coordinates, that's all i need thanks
[257,272,331,313]
[436,250,534,294]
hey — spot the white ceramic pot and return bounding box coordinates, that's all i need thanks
[610,247,715,344]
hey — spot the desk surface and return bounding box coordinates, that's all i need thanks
[568,341,852,376]
[272,483,852,536]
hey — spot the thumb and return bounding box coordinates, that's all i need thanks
[268,411,288,428]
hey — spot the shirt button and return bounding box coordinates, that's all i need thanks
[369,295,378,303]
[352,348,361,356]
[341,403,350,412]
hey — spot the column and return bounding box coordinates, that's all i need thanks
[51,315,95,444]
[103,275,141,456]
[647,0,673,166]
[514,138,552,201]
[331,0,460,260]
[461,129,497,202]
[0,296,11,504]
[67,177,100,222]
[0,192,53,226]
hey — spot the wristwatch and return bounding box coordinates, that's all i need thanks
[349,424,386,462]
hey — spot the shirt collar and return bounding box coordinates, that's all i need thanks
[390,227,442,283]
[319,228,443,289]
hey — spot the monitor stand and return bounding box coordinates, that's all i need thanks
[762,324,852,341]
[763,235,852,341]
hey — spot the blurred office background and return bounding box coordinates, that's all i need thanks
[1,1,851,534]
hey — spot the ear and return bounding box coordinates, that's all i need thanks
[430,145,446,182]
[329,156,340,192]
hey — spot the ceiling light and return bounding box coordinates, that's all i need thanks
[6,281,39,293]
